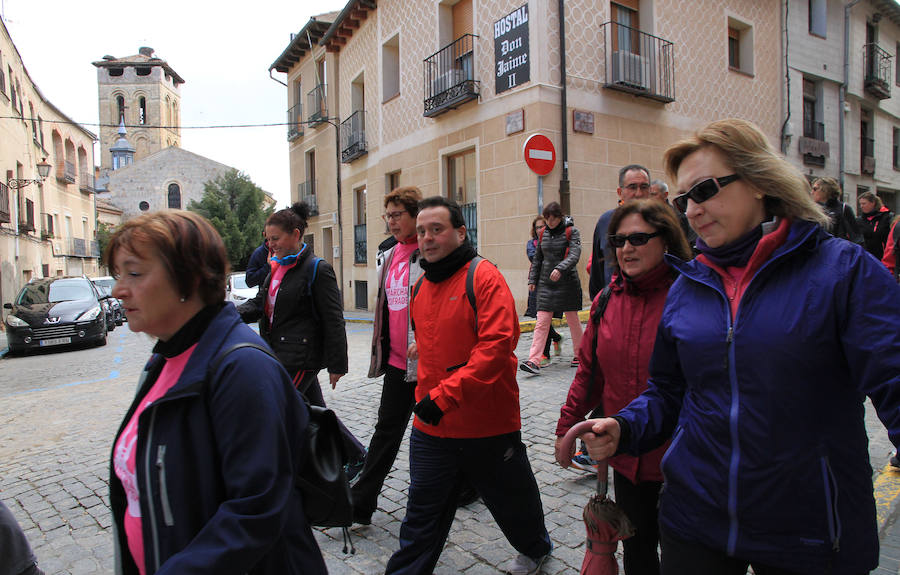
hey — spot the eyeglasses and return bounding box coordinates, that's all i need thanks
[382,210,407,222]
[672,174,741,213]
[623,183,651,193]
[608,231,662,248]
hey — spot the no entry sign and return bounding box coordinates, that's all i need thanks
[523,134,556,176]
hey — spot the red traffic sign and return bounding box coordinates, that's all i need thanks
[523,134,556,176]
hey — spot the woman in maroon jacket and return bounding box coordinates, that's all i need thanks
[555,199,690,575]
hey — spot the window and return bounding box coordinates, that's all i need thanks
[109,67,124,77]
[447,148,477,245]
[139,201,150,211]
[139,97,147,124]
[386,171,401,194]
[861,109,875,175]
[117,95,125,123]
[727,17,754,75]
[29,102,37,141]
[10,71,17,112]
[894,127,899,169]
[612,1,640,54]
[383,34,400,101]
[354,187,367,264]
[167,183,181,209]
[38,116,44,148]
[136,66,151,76]
[0,51,5,96]
[802,77,823,140]
[809,0,826,37]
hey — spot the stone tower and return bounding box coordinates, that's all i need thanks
[93,47,184,171]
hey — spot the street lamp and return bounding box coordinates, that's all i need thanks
[7,158,51,189]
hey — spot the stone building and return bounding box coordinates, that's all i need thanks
[783,0,900,214]
[0,17,98,314]
[92,47,183,171]
[270,0,782,312]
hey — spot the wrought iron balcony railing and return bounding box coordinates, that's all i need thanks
[79,173,94,194]
[0,183,9,224]
[800,120,829,166]
[863,43,892,100]
[861,136,876,174]
[307,84,327,126]
[423,34,479,118]
[341,110,367,163]
[287,103,303,140]
[354,224,367,264]
[64,161,76,184]
[40,213,54,239]
[461,201,477,247]
[298,180,318,216]
[599,22,675,103]
[301,193,318,216]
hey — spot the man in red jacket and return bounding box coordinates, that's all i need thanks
[384,196,552,575]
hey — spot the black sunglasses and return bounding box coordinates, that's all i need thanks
[608,231,662,248]
[672,174,741,213]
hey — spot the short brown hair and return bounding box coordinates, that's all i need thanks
[385,186,423,217]
[542,201,563,219]
[813,177,842,202]
[664,119,829,227]
[105,209,229,305]
[607,200,692,265]
[858,191,884,210]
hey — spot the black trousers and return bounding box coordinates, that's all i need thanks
[660,528,817,575]
[614,470,662,575]
[350,364,416,517]
[293,369,367,461]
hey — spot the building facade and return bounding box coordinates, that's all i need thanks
[272,0,783,312]
[783,0,900,214]
[93,47,183,172]
[0,18,99,314]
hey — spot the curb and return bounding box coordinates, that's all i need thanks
[519,310,591,334]
[876,465,900,536]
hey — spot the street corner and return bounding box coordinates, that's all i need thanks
[875,463,900,536]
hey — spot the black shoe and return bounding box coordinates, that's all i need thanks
[457,485,479,507]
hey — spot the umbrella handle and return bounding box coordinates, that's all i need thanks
[559,421,611,496]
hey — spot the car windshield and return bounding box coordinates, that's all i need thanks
[17,280,94,305]
[92,278,114,290]
[232,274,249,290]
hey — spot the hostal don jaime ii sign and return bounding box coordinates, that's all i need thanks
[494,5,530,94]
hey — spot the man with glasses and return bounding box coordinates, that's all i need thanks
[652,178,697,252]
[351,186,425,525]
[588,164,652,299]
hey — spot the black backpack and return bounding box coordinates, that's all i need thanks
[207,343,354,541]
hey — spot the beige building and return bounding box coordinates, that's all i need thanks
[783,0,900,213]
[0,17,99,314]
[271,0,783,312]
[93,47,183,171]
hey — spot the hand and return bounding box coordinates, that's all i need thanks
[582,418,621,462]
[554,436,576,468]
[529,284,535,292]
[329,372,345,389]
[407,342,418,360]
[413,396,444,425]
[549,269,561,282]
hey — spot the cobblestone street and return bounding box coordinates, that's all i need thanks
[0,319,897,574]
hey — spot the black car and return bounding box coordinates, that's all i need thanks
[90,276,124,327]
[3,277,109,354]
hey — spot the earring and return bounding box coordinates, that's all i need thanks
[180,296,186,303]
[755,193,763,200]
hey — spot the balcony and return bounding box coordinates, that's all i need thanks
[40,213,54,239]
[0,182,9,224]
[341,110,367,163]
[461,201,477,247]
[354,223,367,264]
[861,136,875,175]
[599,22,675,103]
[19,198,35,232]
[64,161,76,184]
[863,43,892,100]
[307,84,327,126]
[800,120,828,167]
[298,180,318,216]
[287,103,304,141]
[79,173,94,194]
[51,238,98,257]
[423,34,479,118]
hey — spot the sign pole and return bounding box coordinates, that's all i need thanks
[537,175,544,214]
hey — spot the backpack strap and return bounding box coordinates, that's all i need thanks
[208,342,276,381]
[409,275,426,332]
[585,284,614,406]
[466,256,484,331]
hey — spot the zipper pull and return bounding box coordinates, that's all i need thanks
[727,327,734,343]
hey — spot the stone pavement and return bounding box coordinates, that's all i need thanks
[1,317,899,573]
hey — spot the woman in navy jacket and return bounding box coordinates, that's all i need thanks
[582,119,900,575]
[107,210,325,574]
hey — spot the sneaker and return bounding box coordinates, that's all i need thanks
[507,550,550,575]
[539,355,551,367]
[552,340,562,356]
[570,357,580,368]
[520,360,541,374]
[345,452,366,484]
[570,451,598,472]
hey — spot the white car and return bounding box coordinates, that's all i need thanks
[226,272,257,303]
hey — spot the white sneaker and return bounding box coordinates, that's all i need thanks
[506,551,549,575]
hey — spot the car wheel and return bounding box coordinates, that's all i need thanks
[97,333,107,347]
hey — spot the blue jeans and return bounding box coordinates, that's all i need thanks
[385,428,551,574]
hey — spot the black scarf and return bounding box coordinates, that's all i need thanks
[420,242,477,283]
[153,302,225,358]
[696,225,764,268]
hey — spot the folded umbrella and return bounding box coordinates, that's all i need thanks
[559,420,634,575]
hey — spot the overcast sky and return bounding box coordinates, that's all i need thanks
[2,0,345,208]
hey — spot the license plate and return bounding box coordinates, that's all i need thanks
[39,337,71,347]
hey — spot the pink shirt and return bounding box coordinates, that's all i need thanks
[113,344,198,574]
[265,261,297,326]
[386,240,417,369]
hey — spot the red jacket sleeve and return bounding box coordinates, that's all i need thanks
[883,222,897,275]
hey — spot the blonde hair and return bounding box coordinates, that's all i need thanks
[664,119,829,227]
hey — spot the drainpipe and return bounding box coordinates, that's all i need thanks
[841,0,863,192]
[558,0,570,214]
[268,69,288,87]
[780,0,793,155]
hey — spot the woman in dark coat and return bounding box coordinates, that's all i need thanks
[857,191,894,259]
[525,216,562,364]
[521,202,583,373]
